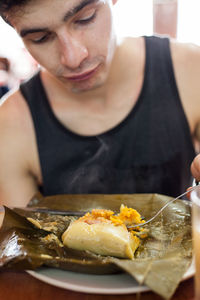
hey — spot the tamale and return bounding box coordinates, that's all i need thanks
[62,205,146,259]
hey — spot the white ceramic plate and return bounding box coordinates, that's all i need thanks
[27,259,195,295]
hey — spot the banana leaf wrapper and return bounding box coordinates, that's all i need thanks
[0,193,193,299]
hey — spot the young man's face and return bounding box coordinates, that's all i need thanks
[8,0,117,93]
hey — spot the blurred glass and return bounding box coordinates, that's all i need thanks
[191,186,200,300]
[153,0,178,38]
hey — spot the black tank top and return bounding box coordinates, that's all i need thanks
[20,36,195,197]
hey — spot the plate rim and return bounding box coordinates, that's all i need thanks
[26,259,195,295]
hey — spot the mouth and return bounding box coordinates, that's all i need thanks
[66,65,99,82]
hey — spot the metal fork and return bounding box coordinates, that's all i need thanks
[127,184,199,229]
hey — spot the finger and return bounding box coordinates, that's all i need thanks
[186,187,193,200]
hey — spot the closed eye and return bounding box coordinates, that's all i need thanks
[31,33,51,44]
[75,11,97,25]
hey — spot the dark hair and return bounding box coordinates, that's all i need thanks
[0,0,29,12]
[0,0,30,24]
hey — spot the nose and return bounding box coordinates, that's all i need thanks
[59,33,88,70]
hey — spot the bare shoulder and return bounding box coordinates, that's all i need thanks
[169,39,200,133]
[170,38,200,72]
[0,88,30,124]
[170,39,200,91]
[0,88,34,147]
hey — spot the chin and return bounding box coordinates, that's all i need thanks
[69,74,107,94]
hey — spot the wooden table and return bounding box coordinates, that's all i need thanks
[0,270,195,300]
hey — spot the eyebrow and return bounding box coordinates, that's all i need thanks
[20,0,98,37]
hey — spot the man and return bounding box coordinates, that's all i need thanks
[0,0,200,207]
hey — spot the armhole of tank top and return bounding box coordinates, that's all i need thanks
[20,71,56,126]
[20,71,41,106]
[164,37,195,155]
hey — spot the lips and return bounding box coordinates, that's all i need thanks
[66,66,99,82]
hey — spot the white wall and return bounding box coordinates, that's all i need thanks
[177,0,200,45]
[113,0,153,37]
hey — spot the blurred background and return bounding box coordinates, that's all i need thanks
[0,0,199,93]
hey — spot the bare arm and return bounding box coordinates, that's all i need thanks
[170,40,200,181]
[171,40,200,134]
[0,91,41,207]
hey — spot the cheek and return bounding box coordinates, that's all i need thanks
[24,43,58,71]
[86,13,114,58]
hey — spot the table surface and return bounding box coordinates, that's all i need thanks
[0,270,195,300]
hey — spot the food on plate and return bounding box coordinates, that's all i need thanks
[0,195,193,299]
[62,205,148,259]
